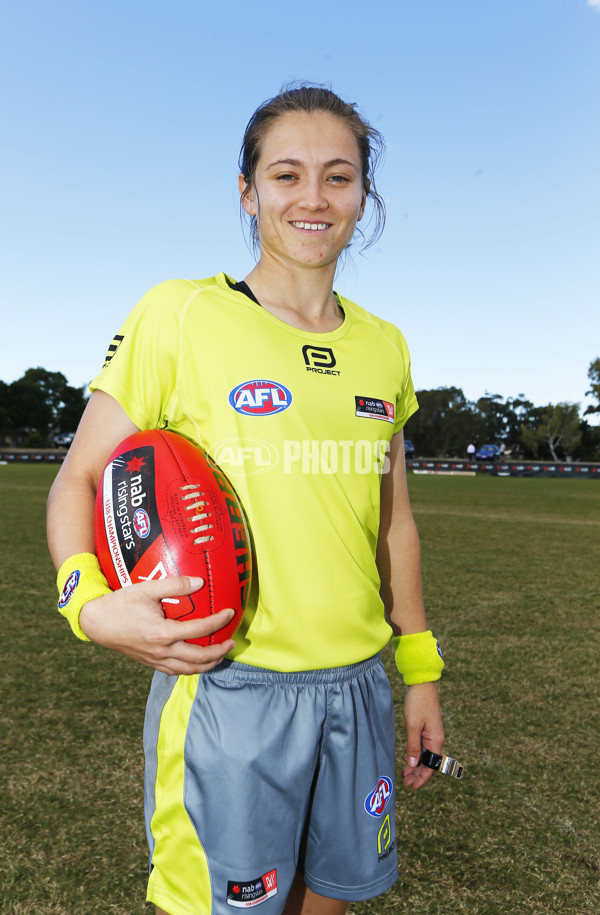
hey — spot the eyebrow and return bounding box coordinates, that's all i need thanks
[265,158,359,172]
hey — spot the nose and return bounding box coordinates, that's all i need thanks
[297,176,328,211]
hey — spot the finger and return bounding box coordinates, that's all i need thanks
[154,640,236,676]
[402,733,445,789]
[403,716,427,769]
[162,607,237,642]
[174,637,236,663]
[154,656,227,676]
[155,642,233,675]
[401,763,436,790]
[137,575,205,600]
[404,739,423,770]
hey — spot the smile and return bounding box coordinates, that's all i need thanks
[290,222,331,231]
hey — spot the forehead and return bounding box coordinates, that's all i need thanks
[257,111,361,167]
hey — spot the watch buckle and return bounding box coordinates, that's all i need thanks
[440,755,464,779]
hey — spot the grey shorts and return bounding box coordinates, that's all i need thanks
[144,654,398,915]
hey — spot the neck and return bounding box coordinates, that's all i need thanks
[243,256,343,333]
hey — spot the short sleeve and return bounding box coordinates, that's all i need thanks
[395,366,419,433]
[386,325,418,433]
[89,280,197,429]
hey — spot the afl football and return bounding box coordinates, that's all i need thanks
[94,429,252,645]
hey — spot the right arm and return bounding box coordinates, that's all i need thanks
[47,390,236,674]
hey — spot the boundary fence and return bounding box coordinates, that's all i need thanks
[407,458,600,479]
[1,451,599,480]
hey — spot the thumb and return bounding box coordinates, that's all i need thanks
[404,731,423,769]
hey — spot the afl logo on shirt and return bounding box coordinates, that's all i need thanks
[229,380,292,416]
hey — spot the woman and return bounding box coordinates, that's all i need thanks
[48,85,445,915]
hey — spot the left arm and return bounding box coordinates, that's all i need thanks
[376,429,445,789]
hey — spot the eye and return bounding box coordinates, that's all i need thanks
[328,174,351,184]
[275,173,297,182]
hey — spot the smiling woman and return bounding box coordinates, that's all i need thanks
[238,111,367,325]
[47,83,446,915]
[238,85,385,258]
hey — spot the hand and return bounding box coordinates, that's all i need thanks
[401,681,445,789]
[79,575,237,675]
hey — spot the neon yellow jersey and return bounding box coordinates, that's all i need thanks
[90,273,418,671]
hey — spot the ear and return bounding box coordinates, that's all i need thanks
[239,173,257,216]
[357,188,367,222]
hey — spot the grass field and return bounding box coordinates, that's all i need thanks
[1,465,598,914]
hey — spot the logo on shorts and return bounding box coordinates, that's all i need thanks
[364,776,393,817]
[229,380,292,416]
[59,570,80,608]
[227,869,277,907]
[377,814,395,862]
[355,396,394,423]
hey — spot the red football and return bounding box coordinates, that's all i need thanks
[94,429,252,645]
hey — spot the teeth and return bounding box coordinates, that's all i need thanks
[292,222,329,231]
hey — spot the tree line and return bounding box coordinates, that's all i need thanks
[0,368,88,448]
[1,360,599,460]
[405,359,600,462]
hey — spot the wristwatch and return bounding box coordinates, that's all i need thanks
[420,749,464,780]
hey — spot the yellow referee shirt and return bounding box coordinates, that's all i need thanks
[91,274,418,671]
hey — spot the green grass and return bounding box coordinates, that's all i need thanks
[1,466,599,914]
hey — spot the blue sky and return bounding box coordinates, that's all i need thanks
[1,0,599,417]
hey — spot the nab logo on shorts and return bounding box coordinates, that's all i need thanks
[229,380,292,416]
[364,776,393,817]
[227,868,278,907]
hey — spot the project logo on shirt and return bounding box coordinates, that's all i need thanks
[229,380,292,416]
[302,345,340,376]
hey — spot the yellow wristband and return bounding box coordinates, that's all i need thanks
[57,553,112,641]
[392,630,444,685]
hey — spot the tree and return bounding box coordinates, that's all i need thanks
[475,393,507,442]
[7,373,55,445]
[0,381,9,445]
[405,387,480,457]
[475,393,536,451]
[521,403,582,461]
[577,419,600,462]
[584,358,600,416]
[3,367,88,446]
[57,383,89,432]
